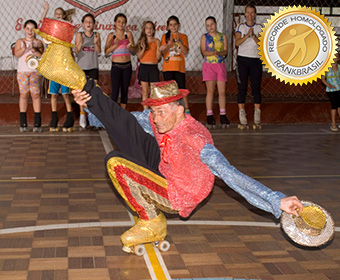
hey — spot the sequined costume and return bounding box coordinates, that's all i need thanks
[83,78,286,220]
[32,19,288,250]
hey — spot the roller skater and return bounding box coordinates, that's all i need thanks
[206,115,216,129]
[34,18,304,257]
[253,108,262,129]
[238,108,249,130]
[33,112,42,132]
[63,112,75,132]
[49,111,59,132]
[200,16,230,131]
[235,4,263,131]
[15,19,44,133]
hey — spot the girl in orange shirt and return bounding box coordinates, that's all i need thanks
[160,16,190,113]
[137,21,161,110]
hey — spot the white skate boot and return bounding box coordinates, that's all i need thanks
[253,108,262,130]
[79,112,87,130]
[238,109,249,130]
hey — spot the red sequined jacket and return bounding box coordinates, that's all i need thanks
[149,113,215,217]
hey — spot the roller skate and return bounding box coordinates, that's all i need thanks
[238,109,249,130]
[49,111,59,132]
[206,115,216,129]
[253,108,262,130]
[121,212,170,256]
[63,112,75,132]
[220,114,230,128]
[19,112,28,132]
[79,112,87,130]
[32,112,42,132]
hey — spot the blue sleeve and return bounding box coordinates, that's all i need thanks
[131,109,154,137]
[200,144,286,219]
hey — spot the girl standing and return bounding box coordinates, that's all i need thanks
[15,20,44,132]
[321,53,340,132]
[75,13,103,129]
[41,2,76,131]
[105,13,135,109]
[235,4,263,129]
[200,16,229,128]
[160,15,190,113]
[137,21,161,110]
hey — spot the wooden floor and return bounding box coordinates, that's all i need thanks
[0,124,339,280]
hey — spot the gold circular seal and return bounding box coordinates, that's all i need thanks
[258,6,337,85]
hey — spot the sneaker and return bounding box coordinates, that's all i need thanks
[330,126,338,132]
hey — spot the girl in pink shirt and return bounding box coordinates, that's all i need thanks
[15,20,44,132]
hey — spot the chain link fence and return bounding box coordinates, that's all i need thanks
[1,0,339,101]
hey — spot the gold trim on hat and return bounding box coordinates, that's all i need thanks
[150,81,180,100]
[34,29,75,48]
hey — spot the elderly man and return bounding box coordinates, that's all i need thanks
[72,79,303,253]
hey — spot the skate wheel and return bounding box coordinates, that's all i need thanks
[49,127,59,132]
[238,124,249,130]
[133,244,145,256]
[252,124,262,130]
[63,127,76,132]
[220,124,230,129]
[122,246,133,254]
[33,127,42,132]
[157,240,170,252]
[206,124,216,130]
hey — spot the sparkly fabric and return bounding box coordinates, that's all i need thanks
[281,201,335,247]
[106,156,170,220]
[37,44,86,90]
[131,110,154,136]
[120,212,167,247]
[150,114,215,217]
[35,18,75,47]
[130,112,287,219]
[84,108,104,128]
[199,144,286,219]
[299,206,327,229]
[141,80,189,106]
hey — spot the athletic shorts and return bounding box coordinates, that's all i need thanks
[138,64,159,83]
[48,80,70,95]
[84,68,99,80]
[162,71,186,89]
[202,62,227,82]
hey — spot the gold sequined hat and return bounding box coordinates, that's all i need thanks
[141,80,189,106]
[34,18,75,47]
[281,201,334,247]
[32,18,86,90]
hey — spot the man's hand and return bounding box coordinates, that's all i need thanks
[280,196,304,216]
[72,89,91,108]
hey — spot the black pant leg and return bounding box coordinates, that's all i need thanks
[111,64,122,102]
[120,64,132,104]
[237,56,250,104]
[84,79,161,171]
[249,58,262,104]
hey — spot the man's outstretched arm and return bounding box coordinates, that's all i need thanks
[200,144,303,218]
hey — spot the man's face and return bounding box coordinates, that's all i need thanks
[150,103,183,134]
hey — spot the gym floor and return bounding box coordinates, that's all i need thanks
[0,124,339,280]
